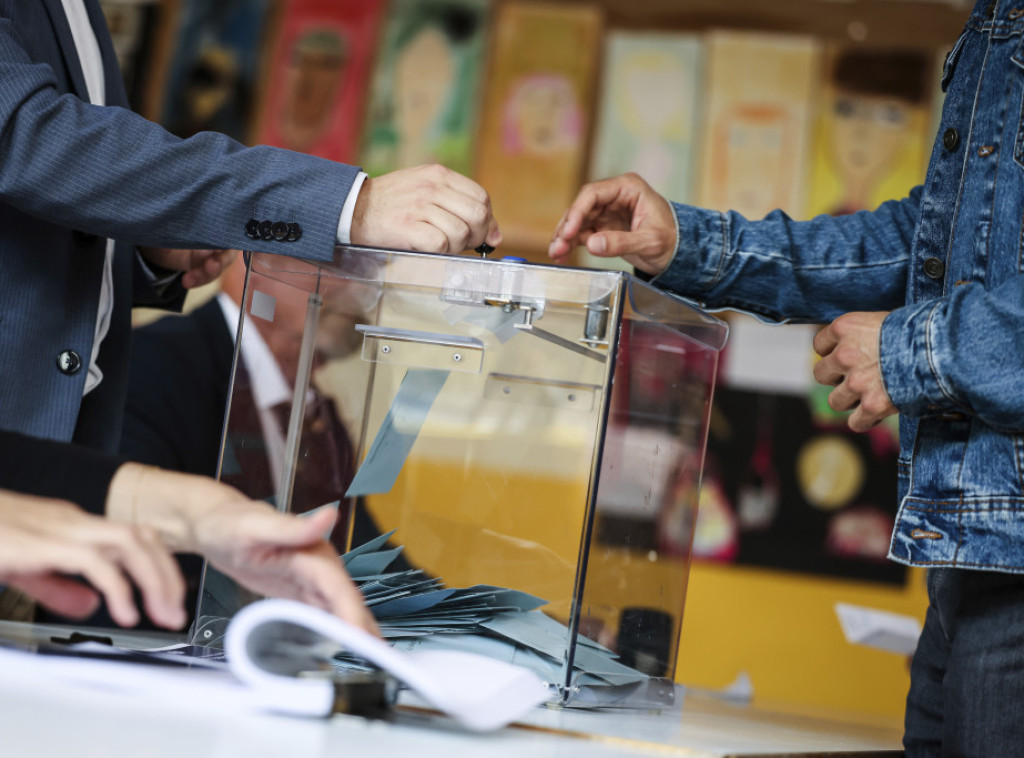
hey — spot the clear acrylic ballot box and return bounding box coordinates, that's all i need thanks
[194,246,727,703]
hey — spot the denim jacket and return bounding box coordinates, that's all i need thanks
[653,0,1024,572]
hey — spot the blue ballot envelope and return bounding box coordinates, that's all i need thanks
[195,245,727,705]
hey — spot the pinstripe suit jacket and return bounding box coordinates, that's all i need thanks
[0,0,359,453]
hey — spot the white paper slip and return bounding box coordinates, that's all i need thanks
[834,602,923,656]
[225,599,549,731]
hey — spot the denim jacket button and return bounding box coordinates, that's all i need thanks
[924,257,946,279]
[943,128,960,151]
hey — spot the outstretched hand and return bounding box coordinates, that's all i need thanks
[107,464,379,636]
[549,173,676,275]
[0,490,186,629]
[351,164,501,254]
[813,311,898,433]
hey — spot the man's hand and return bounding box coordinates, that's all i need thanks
[0,490,186,629]
[107,465,379,636]
[351,164,501,254]
[548,173,676,274]
[813,311,897,433]
[139,247,238,289]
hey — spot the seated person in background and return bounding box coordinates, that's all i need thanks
[122,253,412,617]
[0,428,377,635]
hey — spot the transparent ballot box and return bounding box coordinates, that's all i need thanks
[194,246,727,704]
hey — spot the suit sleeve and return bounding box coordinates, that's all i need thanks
[0,16,359,263]
[0,430,123,515]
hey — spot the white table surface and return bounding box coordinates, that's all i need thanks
[0,669,903,758]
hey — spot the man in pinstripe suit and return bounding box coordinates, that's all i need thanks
[0,0,500,455]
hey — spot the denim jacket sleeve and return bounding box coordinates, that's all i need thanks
[650,187,921,323]
[881,278,1024,432]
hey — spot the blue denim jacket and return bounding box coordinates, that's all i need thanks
[653,0,1024,572]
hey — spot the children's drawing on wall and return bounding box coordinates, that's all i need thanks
[592,33,702,202]
[502,73,583,157]
[808,47,933,217]
[361,0,490,177]
[690,315,903,584]
[475,2,602,254]
[698,32,819,220]
[277,29,349,153]
[157,0,270,142]
[254,0,385,163]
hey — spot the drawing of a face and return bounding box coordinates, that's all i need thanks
[824,49,929,213]
[714,105,793,217]
[393,26,455,162]
[502,73,582,156]
[827,94,912,205]
[280,29,347,151]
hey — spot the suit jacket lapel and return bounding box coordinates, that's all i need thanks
[39,0,90,100]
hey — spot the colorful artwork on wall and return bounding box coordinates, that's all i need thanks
[591,32,703,204]
[360,0,491,177]
[697,31,819,220]
[582,31,703,271]
[157,0,271,142]
[474,1,603,254]
[252,0,386,162]
[806,45,935,217]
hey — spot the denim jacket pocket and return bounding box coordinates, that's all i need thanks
[942,29,970,92]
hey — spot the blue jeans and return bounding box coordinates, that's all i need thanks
[905,568,1024,756]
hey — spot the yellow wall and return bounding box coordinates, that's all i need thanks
[676,562,928,725]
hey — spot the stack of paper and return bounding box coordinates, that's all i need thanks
[339,531,650,694]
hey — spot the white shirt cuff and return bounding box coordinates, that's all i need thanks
[336,171,368,245]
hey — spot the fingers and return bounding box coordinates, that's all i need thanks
[549,184,613,259]
[110,525,188,629]
[352,165,501,253]
[811,312,896,433]
[812,323,839,358]
[0,492,188,628]
[549,173,675,273]
[295,548,381,637]
[62,515,187,629]
[181,249,237,289]
[587,229,665,260]
[7,574,101,620]
[53,541,142,627]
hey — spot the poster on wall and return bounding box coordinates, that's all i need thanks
[584,31,702,272]
[155,0,271,142]
[474,1,603,254]
[360,0,491,177]
[252,0,386,163]
[591,32,703,207]
[806,45,935,217]
[692,315,904,585]
[697,31,819,220]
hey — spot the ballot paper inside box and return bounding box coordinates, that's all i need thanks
[195,246,727,704]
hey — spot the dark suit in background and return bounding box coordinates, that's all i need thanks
[120,298,409,588]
